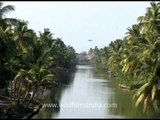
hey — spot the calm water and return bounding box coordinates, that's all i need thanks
[34,65,160,119]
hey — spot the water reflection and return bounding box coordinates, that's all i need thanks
[34,65,160,119]
[108,83,160,118]
[34,69,76,119]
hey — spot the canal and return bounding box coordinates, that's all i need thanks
[34,65,160,119]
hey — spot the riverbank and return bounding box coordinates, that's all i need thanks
[0,66,76,119]
[105,66,146,92]
[92,65,144,93]
[34,65,160,118]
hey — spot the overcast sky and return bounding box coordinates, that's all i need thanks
[5,1,150,53]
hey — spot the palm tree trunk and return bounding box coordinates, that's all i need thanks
[23,84,31,103]
[10,81,12,108]
[13,79,18,101]
[16,81,22,106]
[25,85,39,108]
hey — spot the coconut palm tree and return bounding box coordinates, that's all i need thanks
[107,39,123,69]
[95,2,160,113]
[0,2,18,91]
[0,2,18,26]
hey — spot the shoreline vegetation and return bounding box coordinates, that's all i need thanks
[0,2,77,119]
[1,1,160,119]
[88,1,160,113]
[0,67,76,119]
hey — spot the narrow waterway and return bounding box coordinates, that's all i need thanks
[34,65,160,119]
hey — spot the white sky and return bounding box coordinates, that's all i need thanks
[5,1,150,53]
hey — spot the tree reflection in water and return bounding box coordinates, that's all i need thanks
[34,71,76,119]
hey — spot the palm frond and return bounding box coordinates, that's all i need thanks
[1,5,15,17]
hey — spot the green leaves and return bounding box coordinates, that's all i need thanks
[134,82,150,99]
[41,73,54,83]
[151,85,157,101]
[13,69,27,80]
[133,81,158,113]
[99,1,160,113]
[135,93,146,107]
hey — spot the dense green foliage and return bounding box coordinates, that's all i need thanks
[0,2,76,111]
[89,2,160,112]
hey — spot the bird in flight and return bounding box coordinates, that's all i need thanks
[88,39,92,41]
